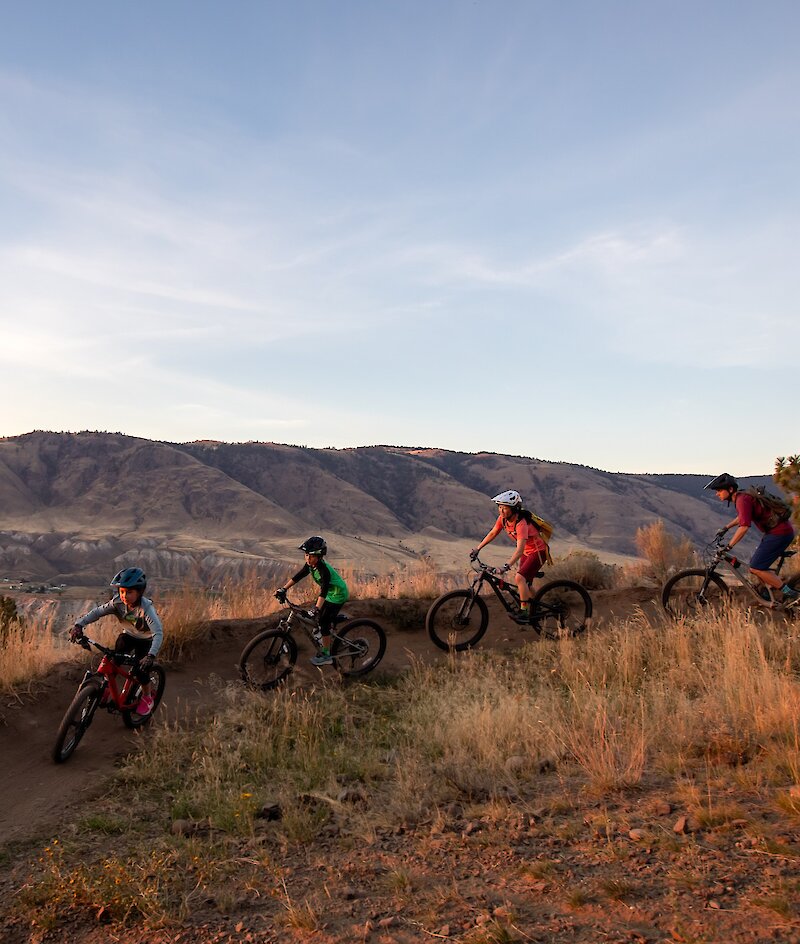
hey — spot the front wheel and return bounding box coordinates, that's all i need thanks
[52,680,103,763]
[331,619,387,677]
[426,590,489,652]
[531,580,593,639]
[122,664,167,729]
[239,630,297,690]
[661,569,730,619]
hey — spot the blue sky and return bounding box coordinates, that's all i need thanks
[1,1,797,475]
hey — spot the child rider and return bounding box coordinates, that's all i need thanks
[470,490,550,624]
[274,536,349,666]
[70,567,163,715]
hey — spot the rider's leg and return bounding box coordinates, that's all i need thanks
[116,634,154,711]
[514,550,547,623]
[749,533,795,596]
[311,602,342,665]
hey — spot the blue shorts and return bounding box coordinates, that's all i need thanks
[750,532,794,571]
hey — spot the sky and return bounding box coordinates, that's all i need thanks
[1,1,798,475]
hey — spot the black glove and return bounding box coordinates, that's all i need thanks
[69,624,84,642]
[469,548,479,562]
[307,606,319,619]
[139,654,155,671]
[501,563,511,573]
[715,527,728,538]
[274,587,287,603]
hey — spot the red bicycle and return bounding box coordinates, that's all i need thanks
[52,635,166,763]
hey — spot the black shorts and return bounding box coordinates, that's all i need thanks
[115,633,152,685]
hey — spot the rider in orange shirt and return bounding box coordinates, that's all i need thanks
[470,490,549,624]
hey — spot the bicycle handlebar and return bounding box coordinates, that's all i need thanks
[70,634,138,665]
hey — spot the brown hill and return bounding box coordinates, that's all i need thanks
[0,431,772,586]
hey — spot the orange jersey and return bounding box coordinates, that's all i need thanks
[499,515,547,556]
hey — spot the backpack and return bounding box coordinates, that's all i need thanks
[520,509,554,563]
[744,485,792,530]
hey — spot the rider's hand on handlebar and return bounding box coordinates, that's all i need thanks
[139,654,155,671]
[469,548,479,562]
[307,606,319,619]
[715,527,728,539]
[501,563,511,573]
[274,587,287,604]
[69,624,84,642]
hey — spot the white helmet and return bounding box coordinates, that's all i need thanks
[492,489,523,508]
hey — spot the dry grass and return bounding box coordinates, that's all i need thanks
[10,582,800,933]
[621,518,698,585]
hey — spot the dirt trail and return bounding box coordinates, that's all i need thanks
[0,588,659,847]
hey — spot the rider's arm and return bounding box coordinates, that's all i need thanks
[313,562,332,609]
[73,600,118,630]
[278,564,310,596]
[727,494,752,549]
[141,599,164,657]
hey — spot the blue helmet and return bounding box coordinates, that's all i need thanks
[110,567,147,592]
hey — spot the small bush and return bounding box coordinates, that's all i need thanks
[547,551,617,590]
[627,519,697,584]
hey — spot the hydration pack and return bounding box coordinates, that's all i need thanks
[519,509,554,563]
[745,485,792,530]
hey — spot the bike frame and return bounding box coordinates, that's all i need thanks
[702,537,793,608]
[468,557,535,614]
[279,597,355,652]
[77,637,143,712]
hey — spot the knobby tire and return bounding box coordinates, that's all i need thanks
[426,590,489,652]
[331,619,387,677]
[52,680,103,763]
[661,569,730,619]
[239,629,297,690]
[122,664,167,729]
[531,579,593,639]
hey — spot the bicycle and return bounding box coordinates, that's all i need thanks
[52,635,166,763]
[426,555,593,651]
[239,596,387,690]
[661,535,800,619]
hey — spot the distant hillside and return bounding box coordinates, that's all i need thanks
[0,431,777,587]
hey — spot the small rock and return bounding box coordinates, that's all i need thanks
[378,916,397,928]
[438,925,451,937]
[628,828,646,841]
[653,800,672,816]
[673,815,688,834]
[708,900,721,910]
[171,819,196,837]
[255,802,282,821]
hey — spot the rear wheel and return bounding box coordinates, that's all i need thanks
[426,590,489,652]
[661,569,730,619]
[331,619,387,676]
[52,680,103,763]
[239,630,297,690]
[531,580,593,639]
[123,664,167,729]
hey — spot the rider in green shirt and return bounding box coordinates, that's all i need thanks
[274,536,349,665]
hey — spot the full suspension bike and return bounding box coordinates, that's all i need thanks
[239,596,387,690]
[426,555,592,651]
[661,535,800,619]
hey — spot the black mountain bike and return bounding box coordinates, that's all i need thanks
[662,536,800,619]
[426,556,592,652]
[239,596,387,690]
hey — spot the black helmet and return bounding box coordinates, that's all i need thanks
[704,473,738,493]
[110,567,147,592]
[299,536,327,556]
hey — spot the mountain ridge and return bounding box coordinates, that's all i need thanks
[0,431,775,586]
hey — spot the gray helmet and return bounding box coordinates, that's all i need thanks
[704,473,738,493]
[110,567,147,592]
[299,536,327,556]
